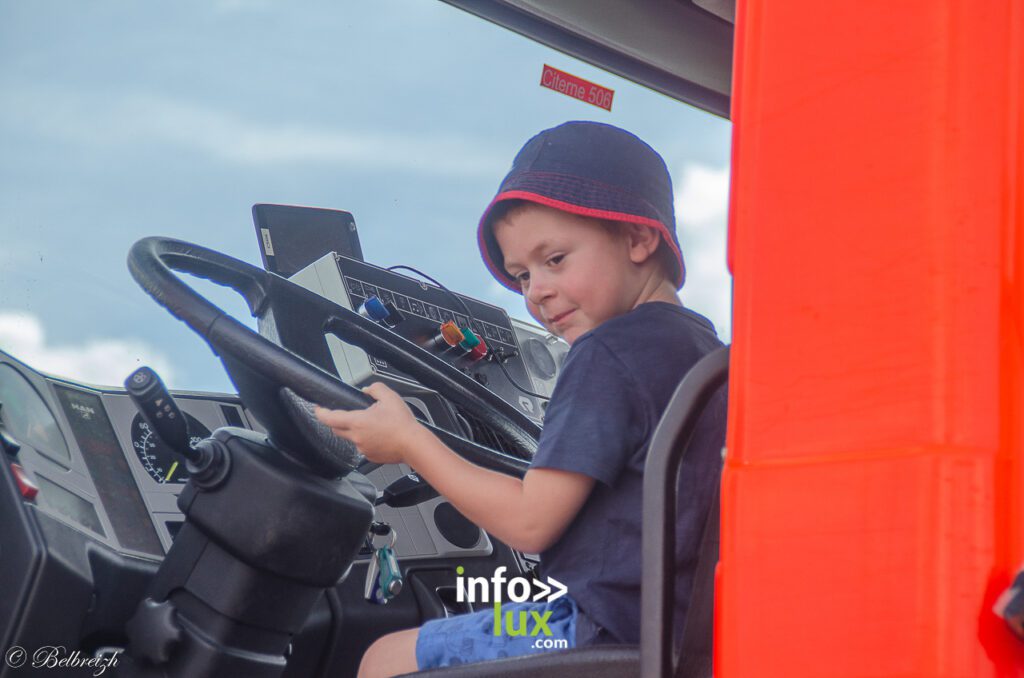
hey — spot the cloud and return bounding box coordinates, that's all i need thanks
[0,311,176,388]
[6,88,504,177]
[675,164,731,225]
[673,163,732,340]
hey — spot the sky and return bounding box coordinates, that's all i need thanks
[0,0,732,393]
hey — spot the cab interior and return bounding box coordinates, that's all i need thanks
[0,2,736,677]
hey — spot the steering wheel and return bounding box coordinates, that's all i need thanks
[127,237,536,479]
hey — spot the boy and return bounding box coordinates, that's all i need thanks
[316,121,726,676]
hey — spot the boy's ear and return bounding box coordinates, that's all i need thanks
[624,223,662,264]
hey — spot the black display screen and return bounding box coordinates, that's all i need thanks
[54,386,162,556]
[253,203,364,277]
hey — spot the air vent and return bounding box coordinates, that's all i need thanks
[453,406,533,462]
[511,318,569,399]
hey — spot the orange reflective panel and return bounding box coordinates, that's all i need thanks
[721,0,1024,675]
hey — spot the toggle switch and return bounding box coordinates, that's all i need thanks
[382,302,404,328]
[10,463,38,501]
[0,430,21,457]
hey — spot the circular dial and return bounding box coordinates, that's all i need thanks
[523,338,557,380]
[131,413,211,484]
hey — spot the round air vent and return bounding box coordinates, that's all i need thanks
[433,501,481,549]
[523,338,557,380]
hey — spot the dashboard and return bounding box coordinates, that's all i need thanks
[0,349,500,566]
[0,260,569,677]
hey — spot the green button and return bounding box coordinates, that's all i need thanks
[459,328,480,349]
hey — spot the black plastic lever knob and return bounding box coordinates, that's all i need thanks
[377,473,439,507]
[124,367,198,463]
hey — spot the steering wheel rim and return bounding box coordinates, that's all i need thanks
[127,236,535,478]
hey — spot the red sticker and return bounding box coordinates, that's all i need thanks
[540,64,614,112]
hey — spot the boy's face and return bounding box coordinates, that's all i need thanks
[494,203,655,344]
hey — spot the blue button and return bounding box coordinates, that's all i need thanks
[361,296,390,322]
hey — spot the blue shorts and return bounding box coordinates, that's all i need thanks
[415,596,579,669]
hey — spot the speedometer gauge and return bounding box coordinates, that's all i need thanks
[130,413,211,484]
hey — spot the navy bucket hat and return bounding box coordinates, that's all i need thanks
[477,121,684,293]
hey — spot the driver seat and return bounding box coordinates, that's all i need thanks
[401,346,729,678]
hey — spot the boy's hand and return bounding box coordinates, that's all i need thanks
[314,382,421,465]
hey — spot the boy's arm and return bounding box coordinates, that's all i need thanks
[402,425,595,554]
[314,383,595,554]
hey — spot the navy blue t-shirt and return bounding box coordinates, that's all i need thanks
[531,301,726,645]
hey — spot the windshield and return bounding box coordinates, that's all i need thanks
[0,1,731,393]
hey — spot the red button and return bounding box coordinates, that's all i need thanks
[10,464,38,501]
[468,339,488,361]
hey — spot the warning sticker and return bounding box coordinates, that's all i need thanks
[540,64,614,111]
[260,228,275,256]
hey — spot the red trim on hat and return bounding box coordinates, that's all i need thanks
[477,195,521,292]
[477,191,685,294]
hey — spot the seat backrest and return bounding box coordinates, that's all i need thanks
[641,345,729,678]
[675,480,720,678]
